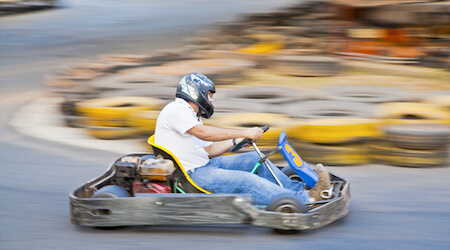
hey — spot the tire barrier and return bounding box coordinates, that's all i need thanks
[282,100,375,119]
[293,118,383,144]
[75,97,165,127]
[419,47,450,70]
[119,59,254,86]
[319,85,414,103]
[99,54,154,64]
[58,66,108,81]
[128,110,160,134]
[163,59,256,85]
[291,140,369,166]
[83,125,143,140]
[203,113,299,147]
[163,58,255,72]
[369,140,448,168]
[225,86,305,105]
[195,50,266,65]
[266,56,340,77]
[383,123,450,150]
[422,91,450,109]
[212,100,269,114]
[120,65,198,77]
[100,51,195,66]
[273,48,322,56]
[85,74,178,91]
[63,61,142,75]
[63,115,86,129]
[45,72,104,88]
[45,75,83,88]
[374,102,450,125]
[235,34,284,54]
[39,0,450,167]
[58,87,101,127]
[99,87,175,102]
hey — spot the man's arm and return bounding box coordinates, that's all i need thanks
[187,124,263,157]
[187,124,263,142]
[203,138,249,157]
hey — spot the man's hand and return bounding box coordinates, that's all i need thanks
[243,127,264,141]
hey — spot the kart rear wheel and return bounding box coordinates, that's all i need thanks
[91,185,131,230]
[267,194,307,234]
[92,185,131,198]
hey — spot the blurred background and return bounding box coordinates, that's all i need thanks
[1,0,449,249]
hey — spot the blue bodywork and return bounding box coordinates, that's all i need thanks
[278,131,318,188]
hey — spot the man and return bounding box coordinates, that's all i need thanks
[155,73,330,205]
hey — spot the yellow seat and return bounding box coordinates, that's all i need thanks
[148,135,210,194]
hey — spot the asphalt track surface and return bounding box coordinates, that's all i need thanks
[1,1,449,249]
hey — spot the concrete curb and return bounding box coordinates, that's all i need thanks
[9,94,148,154]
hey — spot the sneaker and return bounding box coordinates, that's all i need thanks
[309,164,331,201]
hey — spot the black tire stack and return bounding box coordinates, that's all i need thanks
[370,123,450,167]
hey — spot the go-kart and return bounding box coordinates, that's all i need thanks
[70,126,350,234]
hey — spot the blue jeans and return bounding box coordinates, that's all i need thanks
[189,152,309,205]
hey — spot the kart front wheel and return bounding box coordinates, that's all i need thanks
[267,194,307,234]
[281,166,303,182]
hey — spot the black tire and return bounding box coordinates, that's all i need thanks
[384,123,450,150]
[267,55,340,77]
[92,185,131,198]
[320,85,412,103]
[86,74,177,90]
[100,87,176,101]
[281,166,303,183]
[226,86,304,105]
[267,194,307,234]
[282,100,375,119]
[369,140,448,168]
[291,140,368,166]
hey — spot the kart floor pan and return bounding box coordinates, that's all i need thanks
[70,160,350,231]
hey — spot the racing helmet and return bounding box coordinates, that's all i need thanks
[176,73,216,119]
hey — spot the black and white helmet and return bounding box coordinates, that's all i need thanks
[176,73,216,119]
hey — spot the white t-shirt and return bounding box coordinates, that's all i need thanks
[154,98,213,172]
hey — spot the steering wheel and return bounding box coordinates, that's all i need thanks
[230,125,270,153]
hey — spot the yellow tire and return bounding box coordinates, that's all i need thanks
[293,118,383,144]
[374,102,450,125]
[84,126,143,140]
[75,97,164,127]
[128,110,160,133]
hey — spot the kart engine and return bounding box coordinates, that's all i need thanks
[113,155,175,195]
